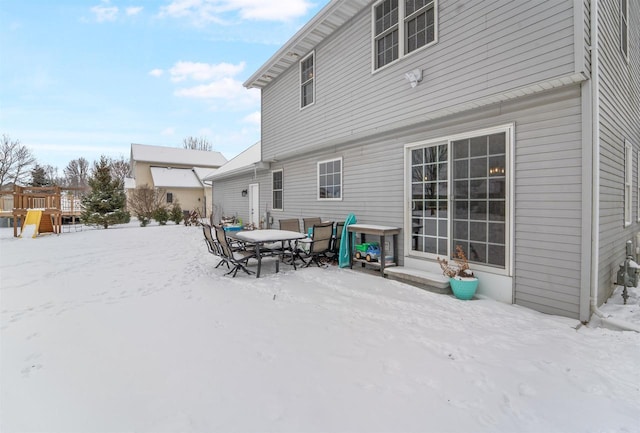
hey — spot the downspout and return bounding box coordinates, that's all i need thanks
[588,0,640,332]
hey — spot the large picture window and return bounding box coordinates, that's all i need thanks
[318,158,342,200]
[300,52,314,108]
[272,170,283,211]
[373,0,436,70]
[409,127,510,270]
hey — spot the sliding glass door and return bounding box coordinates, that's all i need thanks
[409,126,510,271]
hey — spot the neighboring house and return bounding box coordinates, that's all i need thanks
[126,143,227,218]
[213,0,639,321]
[205,141,267,226]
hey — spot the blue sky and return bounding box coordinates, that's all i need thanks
[0,0,327,171]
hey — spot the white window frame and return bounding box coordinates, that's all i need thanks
[637,150,639,222]
[272,169,283,211]
[372,0,438,72]
[625,140,632,226]
[300,51,315,109]
[620,0,629,61]
[317,157,343,201]
[404,124,514,276]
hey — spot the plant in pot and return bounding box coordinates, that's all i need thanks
[437,245,479,300]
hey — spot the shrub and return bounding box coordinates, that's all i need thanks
[153,207,170,225]
[170,203,183,225]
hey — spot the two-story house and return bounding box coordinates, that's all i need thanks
[211,0,639,322]
[126,143,227,218]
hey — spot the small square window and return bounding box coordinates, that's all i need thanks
[318,158,342,200]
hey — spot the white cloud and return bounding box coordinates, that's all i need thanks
[230,0,314,21]
[161,127,176,136]
[158,0,314,24]
[242,111,261,127]
[91,5,119,22]
[169,61,245,83]
[149,69,164,77]
[125,6,143,16]
[174,77,243,99]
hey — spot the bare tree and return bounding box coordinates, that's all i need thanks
[0,134,36,187]
[182,136,212,151]
[43,164,62,186]
[127,184,167,226]
[64,158,90,189]
[108,156,130,185]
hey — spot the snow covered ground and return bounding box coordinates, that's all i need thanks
[1,222,639,433]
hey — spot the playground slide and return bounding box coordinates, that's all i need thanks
[20,210,43,239]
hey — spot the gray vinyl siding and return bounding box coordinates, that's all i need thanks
[262,0,578,162]
[596,0,640,304]
[262,85,584,317]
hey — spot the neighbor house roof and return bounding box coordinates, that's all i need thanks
[131,143,227,168]
[150,167,203,188]
[204,142,263,181]
[243,0,370,89]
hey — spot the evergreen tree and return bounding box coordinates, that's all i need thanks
[30,164,48,187]
[81,156,130,228]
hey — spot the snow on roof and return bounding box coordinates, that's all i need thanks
[131,143,227,168]
[150,167,203,188]
[205,141,261,181]
[192,167,216,182]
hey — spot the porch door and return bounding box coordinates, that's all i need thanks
[249,183,260,227]
[407,128,509,271]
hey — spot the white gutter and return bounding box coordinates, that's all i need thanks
[588,0,639,333]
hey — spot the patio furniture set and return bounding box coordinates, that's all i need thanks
[202,218,345,278]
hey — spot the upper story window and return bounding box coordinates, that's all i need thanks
[318,158,342,200]
[373,0,437,70]
[300,52,315,108]
[272,170,283,211]
[620,0,629,60]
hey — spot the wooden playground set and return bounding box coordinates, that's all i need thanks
[0,185,85,238]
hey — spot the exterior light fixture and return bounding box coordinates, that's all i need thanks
[405,68,423,88]
[241,189,248,197]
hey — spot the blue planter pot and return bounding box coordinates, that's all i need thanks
[449,277,479,300]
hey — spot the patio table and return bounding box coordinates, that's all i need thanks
[230,229,307,278]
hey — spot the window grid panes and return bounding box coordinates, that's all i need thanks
[166,192,173,203]
[318,159,342,200]
[374,0,399,68]
[405,0,435,54]
[273,170,283,210]
[411,144,448,255]
[452,133,506,268]
[300,54,314,108]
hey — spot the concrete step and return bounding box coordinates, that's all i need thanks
[384,267,451,294]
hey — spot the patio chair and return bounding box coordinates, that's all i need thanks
[303,217,322,235]
[214,225,256,277]
[277,218,303,267]
[331,221,345,259]
[202,223,228,269]
[279,218,301,232]
[299,221,334,267]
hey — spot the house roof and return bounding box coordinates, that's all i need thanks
[149,167,204,188]
[243,0,370,89]
[131,143,227,168]
[205,142,262,181]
